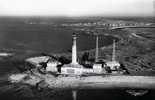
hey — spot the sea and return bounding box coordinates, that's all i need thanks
[0,17,155,100]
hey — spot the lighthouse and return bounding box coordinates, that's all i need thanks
[61,33,83,75]
[71,33,78,65]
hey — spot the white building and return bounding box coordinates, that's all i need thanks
[61,64,84,75]
[105,61,120,70]
[93,64,103,73]
[46,58,61,73]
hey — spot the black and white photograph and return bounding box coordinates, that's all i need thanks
[0,0,155,100]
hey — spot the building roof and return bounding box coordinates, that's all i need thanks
[62,63,84,68]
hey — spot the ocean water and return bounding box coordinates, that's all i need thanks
[0,17,116,53]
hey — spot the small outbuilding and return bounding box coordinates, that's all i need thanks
[105,61,120,71]
[61,64,84,75]
[46,58,61,73]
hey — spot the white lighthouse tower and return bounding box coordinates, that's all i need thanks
[71,33,78,65]
[61,33,83,75]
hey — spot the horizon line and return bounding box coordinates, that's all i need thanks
[0,14,154,18]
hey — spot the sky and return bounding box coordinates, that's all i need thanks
[0,0,154,17]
